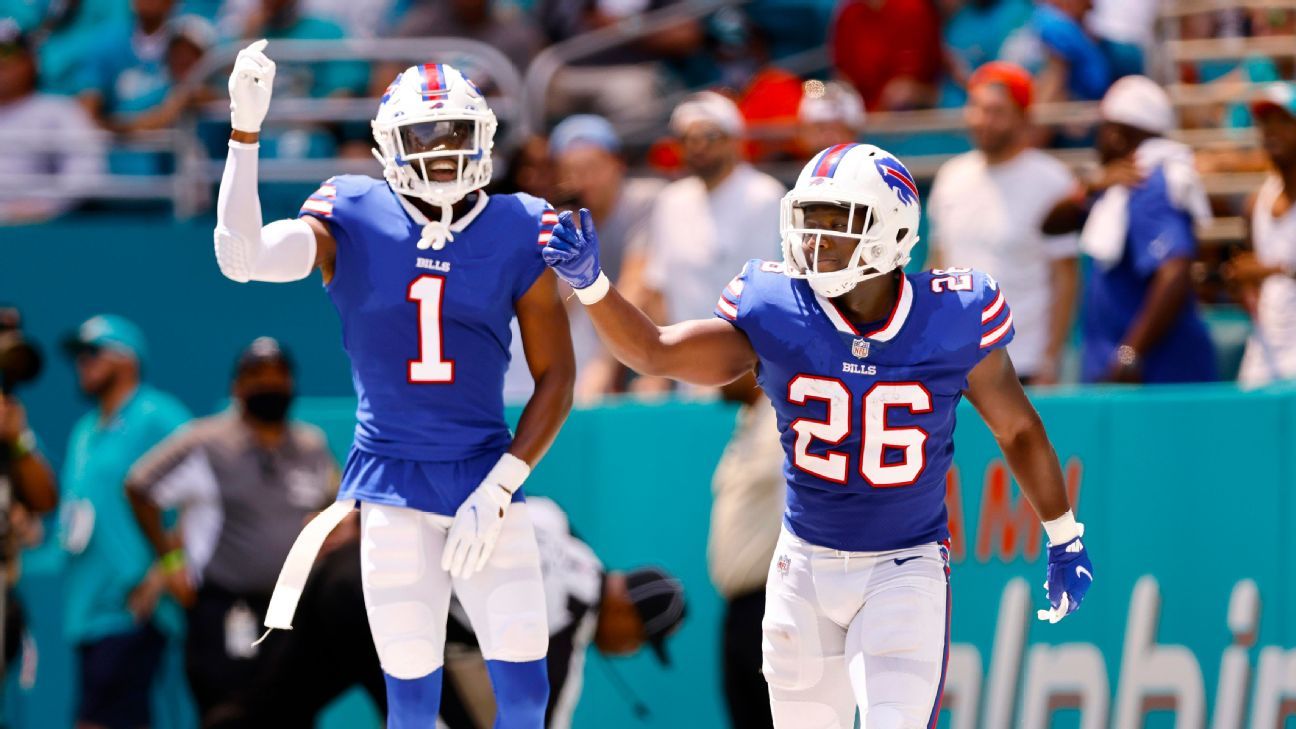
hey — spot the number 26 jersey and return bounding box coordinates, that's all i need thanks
[715,260,1015,552]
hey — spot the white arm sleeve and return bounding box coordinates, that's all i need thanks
[214,140,317,283]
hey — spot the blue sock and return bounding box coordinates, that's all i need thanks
[384,669,444,729]
[485,658,549,729]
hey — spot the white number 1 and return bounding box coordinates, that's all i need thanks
[407,275,454,383]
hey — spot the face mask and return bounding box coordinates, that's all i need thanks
[243,391,292,423]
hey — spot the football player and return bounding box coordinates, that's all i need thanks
[212,41,575,728]
[540,143,1093,728]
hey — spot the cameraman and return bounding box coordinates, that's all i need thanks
[0,396,58,515]
[0,307,58,669]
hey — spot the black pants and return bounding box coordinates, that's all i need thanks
[185,584,273,724]
[213,540,384,729]
[77,622,167,729]
[723,589,773,729]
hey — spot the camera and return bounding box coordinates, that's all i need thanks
[0,308,42,395]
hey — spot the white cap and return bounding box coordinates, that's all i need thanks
[670,91,745,137]
[1100,75,1174,135]
[799,80,866,131]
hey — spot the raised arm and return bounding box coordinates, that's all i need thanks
[964,348,1093,622]
[213,40,338,285]
[543,209,758,387]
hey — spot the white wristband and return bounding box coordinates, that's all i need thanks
[486,452,531,495]
[1043,510,1082,545]
[574,271,610,305]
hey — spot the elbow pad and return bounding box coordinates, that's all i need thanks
[214,218,317,283]
[213,139,316,283]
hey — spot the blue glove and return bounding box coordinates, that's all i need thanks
[1037,531,1094,623]
[541,208,603,290]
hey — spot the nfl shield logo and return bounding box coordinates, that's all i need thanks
[851,338,870,359]
[776,554,791,577]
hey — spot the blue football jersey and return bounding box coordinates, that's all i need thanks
[715,261,1014,552]
[300,175,554,463]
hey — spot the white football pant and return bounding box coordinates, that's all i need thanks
[762,527,950,729]
[359,501,549,680]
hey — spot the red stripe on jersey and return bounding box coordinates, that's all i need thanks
[980,311,1013,348]
[302,199,334,215]
[981,290,1006,324]
[716,297,738,320]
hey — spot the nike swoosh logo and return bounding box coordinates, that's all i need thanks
[1076,566,1093,582]
[469,505,478,533]
[894,556,921,566]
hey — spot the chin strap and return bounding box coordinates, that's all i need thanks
[373,146,459,251]
[418,202,454,251]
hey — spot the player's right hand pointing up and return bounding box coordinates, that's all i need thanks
[542,209,604,291]
[229,39,275,133]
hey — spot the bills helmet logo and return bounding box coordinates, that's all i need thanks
[851,338,870,359]
[875,156,919,207]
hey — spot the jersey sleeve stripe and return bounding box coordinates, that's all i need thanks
[301,199,334,216]
[980,290,1005,323]
[715,296,739,320]
[537,207,559,245]
[980,311,1013,348]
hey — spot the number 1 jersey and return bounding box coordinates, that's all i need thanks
[715,261,1015,552]
[300,175,554,462]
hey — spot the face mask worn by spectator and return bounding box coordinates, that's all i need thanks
[371,63,497,250]
[243,391,291,423]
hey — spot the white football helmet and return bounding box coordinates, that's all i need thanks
[371,63,496,245]
[780,143,922,297]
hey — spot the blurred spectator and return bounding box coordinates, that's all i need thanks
[1088,0,1156,76]
[0,22,104,224]
[231,0,368,99]
[937,0,1032,106]
[546,115,665,400]
[217,0,404,39]
[708,378,782,729]
[113,15,218,133]
[795,80,865,161]
[493,134,558,202]
[440,498,685,728]
[1000,0,1113,104]
[395,0,543,77]
[830,0,942,111]
[80,0,179,128]
[633,92,785,332]
[26,0,133,96]
[58,315,191,729]
[1230,84,1296,388]
[1047,76,1217,383]
[124,337,342,726]
[927,62,1078,384]
[536,0,704,126]
[712,9,802,161]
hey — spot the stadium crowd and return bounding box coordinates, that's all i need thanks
[3,0,1296,727]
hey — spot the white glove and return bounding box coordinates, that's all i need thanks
[442,453,530,579]
[229,39,276,133]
